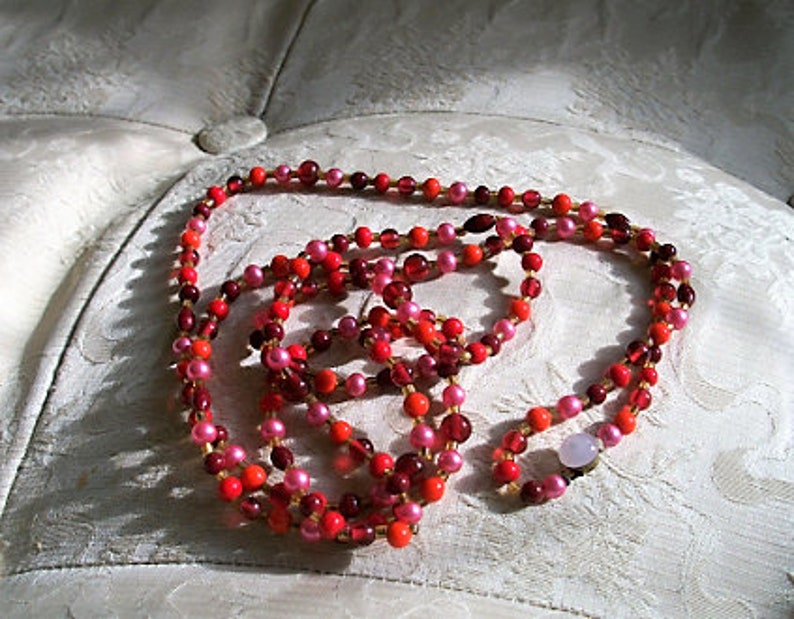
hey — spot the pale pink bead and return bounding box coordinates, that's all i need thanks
[337,315,359,339]
[283,467,310,493]
[667,308,689,330]
[495,217,518,238]
[223,444,246,467]
[396,301,421,323]
[306,401,330,426]
[442,384,466,407]
[448,182,468,205]
[493,318,516,341]
[437,449,463,473]
[437,250,457,273]
[556,216,576,239]
[374,257,395,276]
[274,164,292,184]
[577,201,599,222]
[172,336,191,354]
[191,420,217,445]
[325,167,344,188]
[186,359,211,381]
[300,517,322,542]
[416,354,437,378]
[187,217,207,233]
[265,346,291,371]
[557,395,583,419]
[371,273,392,295]
[597,423,623,448]
[410,423,436,448]
[260,417,286,441]
[345,373,367,397]
[243,264,264,288]
[437,223,457,244]
[671,260,692,281]
[393,501,423,524]
[305,239,328,263]
[542,473,567,499]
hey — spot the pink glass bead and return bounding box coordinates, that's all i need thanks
[172,336,191,354]
[437,250,457,273]
[671,260,692,281]
[283,467,310,493]
[306,401,330,426]
[437,449,463,473]
[223,444,247,468]
[371,273,392,295]
[577,201,599,222]
[325,167,344,188]
[187,217,207,233]
[542,473,567,499]
[305,239,328,263]
[493,319,516,341]
[597,423,623,448]
[243,264,264,288]
[265,346,291,371]
[191,420,218,445]
[186,359,211,381]
[437,223,457,244]
[557,395,583,419]
[442,383,466,407]
[448,182,468,205]
[300,517,322,542]
[374,257,395,276]
[559,433,599,469]
[556,216,576,239]
[393,501,423,524]
[409,423,437,448]
[396,301,421,323]
[345,373,367,397]
[667,308,689,330]
[337,315,359,339]
[495,217,518,238]
[274,164,292,184]
[260,417,286,441]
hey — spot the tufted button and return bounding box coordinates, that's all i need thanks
[196,116,268,154]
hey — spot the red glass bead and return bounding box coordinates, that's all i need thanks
[249,166,267,186]
[501,429,528,454]
[649,322,671,345]
[552,193,572,215]
[329,420,352,444]
[370,340,392,363]
[422,177,441,201]
[512,234,534,253]
[354,226,373,248]
[369,452,394,478]
[397,175,416,196]
[608,363,632,387]
[520,277,542,299]
[641,366,659,386]
[221,280,241,301]
[226,175,244,194]
[177,306,195,331]
[348,438,374,463]
[439,413,472,443]
[614,406,637,435]
[241,464,267,491]
[626,340,649,365]
[387,521,412,548]
[385,472,411,495]
[373,173,391,193]
[497,186,515,208]
[408,226,429,248]
[403,391,430,418]
[217,476,242,502]
[526,406,551,432]
[207,185,226,206]
[521,252,543,272]
[583,220,603,241]
[208,299,229,321]
[466,341,488,364]
[297,160,320,186]
[493,460,521,485]
[350,523,376,545]
[240,496,262,520]
[267,506,292,534]
[629,388,652,410]
[320,510,346,539]
[404,253,430,282]
[522,190,541,209]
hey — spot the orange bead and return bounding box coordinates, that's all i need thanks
[653,301,672,318]
[314,368,338,395]
[181,230,202,249]
[329,420,352,444]
[403,392,430,418]
[583,220,603,242]
[614,405,637,435]
[190,339,212,359]
[462,244,484,267]
[422,177,441,201]
[649,321,671,345]
[413,320,437,345]
[290,257,311,280]
[552,193,572,216]
[421,476,446,503]
[408,226,429,248]
[387,521,413,548]
[510,298,531,322]
[526,406,552,432]
[241,464,268,491]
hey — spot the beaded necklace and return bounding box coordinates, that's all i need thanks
[171,160,694,548]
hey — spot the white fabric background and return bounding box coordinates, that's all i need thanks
[0,2,792,617]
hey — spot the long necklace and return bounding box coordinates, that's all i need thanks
[171,161,694,548]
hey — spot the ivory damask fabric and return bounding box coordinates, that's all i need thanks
[0,2,792,618]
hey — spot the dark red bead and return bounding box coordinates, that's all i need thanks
[203,452,226,474]
[382,281,412,309]
[586,383,607,404]
[481,334,501,355]
[350,171,369,190]
[177,306,195,332]
[463,213,496,233]
[181,383,196,406]
[270,445,294,470]
[269,482,291,507]
[263,321,285,342]
[385,472,411,495]
[520,277,542,299]
[226,175,244,194]
[282,372,309,401]
[197,318,218,340]
[394,452,425,479]
[331,233,350,253]
[379,228,400,249]
[648,345,663,363]
[520,479,546,504]
[390,362,414,387]
[501,429,528,454]
[221,280,241,301]
[297,160,320,186]
[240,496,262,520]
[338,492,362,517]
[299,492,327,516]
[193,203,211,218]
[657,243,677,261]
[655,282,677,301]
[311,329,332,352]
[397,176,416,196]
[439,413,472,443]
[404,253,430,282]
[611,226,632,245]
[522,190,541,209]
[349,438,374,463]
[436,361,460,378]
[678,283,696,305]
[179,284,200,303]
[484,235,504,256]
[530,218,549,238]
[626,340,649,365]
[350,523,376,545]
[193,386,211,410]
[605,212,630,229]
[512,234,534,253]
[473,185,491,205]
